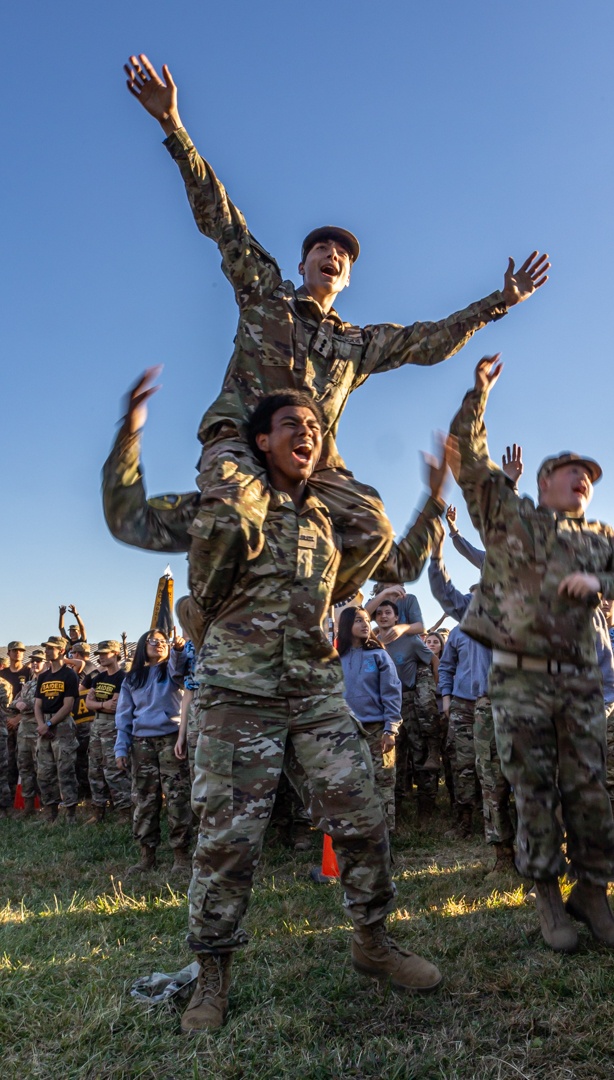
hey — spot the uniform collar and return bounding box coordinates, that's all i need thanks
[269,485,331,517]
[294,283,344,327]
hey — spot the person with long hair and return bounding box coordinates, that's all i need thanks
[115,627,192,877]
[338,607,402,832]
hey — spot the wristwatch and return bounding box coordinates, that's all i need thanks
[46,719,53,729]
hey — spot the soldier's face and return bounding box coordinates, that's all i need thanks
[425,634,442,656]
[299,240,352,298]
[539,463,593,515]
[374,604,398,629]
[256,406,323,484]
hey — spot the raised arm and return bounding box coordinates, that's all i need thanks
[359,253,549,378]
[445,505,486,570]
[125,55,280,304]
[68,605,86,642]
[102,369,199,553]
[428,532,471,623]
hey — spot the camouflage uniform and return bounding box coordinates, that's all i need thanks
[131,734,192,850]
[361,722,396,832]
[451,385,614,883]
[102,427,444,952]
[0,678,12,808]
[447,696,479,809]
[606,701,614,803]
[398,678,439,808]
[474,695,514,845]
[89,715,132,810]
[112,128,508,617]
[15,677,39,801]
[36,720,79,809]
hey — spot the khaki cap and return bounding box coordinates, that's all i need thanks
[7,641,25,651]
[95,640,122,655]
[41,636,66,651]
[28,649,46,661]
[537,452,602,485]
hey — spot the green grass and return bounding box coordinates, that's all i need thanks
[2,803,614,1079]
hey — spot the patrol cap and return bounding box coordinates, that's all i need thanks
[537,452,602,485]
[28,649,46,661]
[95,640,122,655]
[41,636,66,651]
[71,642,91,656]
[301,226,360,264]
[7,641,25,651]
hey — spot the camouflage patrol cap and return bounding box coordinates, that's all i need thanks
[95,640,122,655]
[7,641,25,651]
[301,227,360,263]
[71,642,91,656]
[28,649,46,661]
[537,452,602,485]
[41,635,66,651]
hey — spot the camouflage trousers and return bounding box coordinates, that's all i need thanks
[131,733,192,850]
[0,718,11,808]
[605,700,614,802]
[396,689,438,804]
[474,696,514,845]
[447,696,479,809]
[361,722,396,832]
[189,434,395,622]
[36,719,79,808]
[7,726,18,798]
[489,666,614,884]
[188,691,394,953]
[75,722,92,800]
[89,715,132,810]
[16,715,39,801]
[186,697,200,788]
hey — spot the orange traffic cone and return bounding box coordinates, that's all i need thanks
[309,832,340,884]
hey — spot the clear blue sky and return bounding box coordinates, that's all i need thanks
[3,0,613,643]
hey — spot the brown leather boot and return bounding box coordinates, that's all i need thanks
[181,953,233,1033]
[566,881,614,945]
[125,845,157,877]
[170,847,192,876]
[422,738,442,772]
[534,880,578,952]
[85,804,106,825]
[351,921,442,992]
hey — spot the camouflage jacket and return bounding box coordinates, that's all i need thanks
[102,428,444,697]
[0,676,12,714]
[164,128,508,469]
[450,386,614,666]
[14,676,37,716]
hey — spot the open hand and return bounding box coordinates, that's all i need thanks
[558,573,601,602]
[475,355,503,394]
[422,432,453,502]
[502,251,550,307]
[125,55,181,132]
[502,444,523,483]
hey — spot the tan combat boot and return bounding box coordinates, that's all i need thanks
[351,921,442,992]
[22,797,36,818]
[422,738,442,772]
[85,804,106,825]
[125,845,157,877]
[181,953,233,1033]
[534,880,578,952]
[170,847,192,876]
[565,881,614,945]
[486,842,518,879]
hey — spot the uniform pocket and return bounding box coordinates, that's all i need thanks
[195,735,234,829]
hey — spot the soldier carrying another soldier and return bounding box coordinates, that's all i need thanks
[122,53,549,644]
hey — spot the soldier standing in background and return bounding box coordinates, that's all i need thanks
[451,355,614,952]
[34,637,79,825]
[84,641,132,825]
[12,649,47,816]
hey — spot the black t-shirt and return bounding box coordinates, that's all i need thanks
[88,669,125,705]
[2,666,32,697]
[36,665,79,716]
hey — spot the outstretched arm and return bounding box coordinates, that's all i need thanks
[68,605,86,641]
[360,252,550,378]
[102,369,199,553]
[58,606,68,640]
[125,54,182,136]
[445,505,485,570]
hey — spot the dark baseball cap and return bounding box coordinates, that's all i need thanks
[301,226,360,264]
[537,452,602,485]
